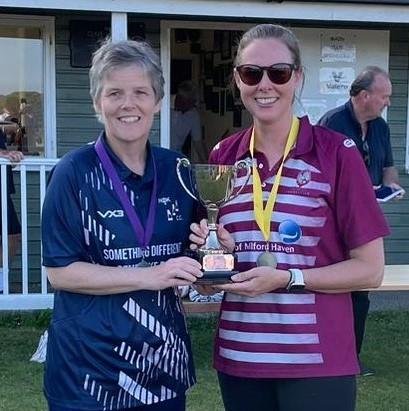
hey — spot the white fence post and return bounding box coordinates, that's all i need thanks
[0,157,58,310]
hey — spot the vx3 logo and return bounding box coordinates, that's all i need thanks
[97,209,124,218]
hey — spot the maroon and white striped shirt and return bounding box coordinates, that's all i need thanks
[209,116,389,378]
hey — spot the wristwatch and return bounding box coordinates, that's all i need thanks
[286,268,305,292]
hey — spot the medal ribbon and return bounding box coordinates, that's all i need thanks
[250,116,300,241]
[95,136,157,249]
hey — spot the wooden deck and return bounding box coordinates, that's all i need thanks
[183,264,409,313]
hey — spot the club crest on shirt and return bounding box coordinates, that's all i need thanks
[296,169,311,187]
[163,199,182,221]
[343,138,356,148]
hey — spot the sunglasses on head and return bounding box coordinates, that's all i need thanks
[235,63,297,86]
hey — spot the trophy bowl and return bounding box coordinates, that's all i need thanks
[177,158,250,284]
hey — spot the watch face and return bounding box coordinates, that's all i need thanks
[289,283,305,292]
[290,284,305,290]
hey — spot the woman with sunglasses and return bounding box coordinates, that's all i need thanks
[191,24,389,411]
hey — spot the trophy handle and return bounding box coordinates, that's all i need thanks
[176,157,198,201]
[226,159,251,202]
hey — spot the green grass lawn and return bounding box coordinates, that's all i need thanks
[0,311,408,411]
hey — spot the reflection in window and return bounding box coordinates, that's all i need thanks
[0,26,44,156]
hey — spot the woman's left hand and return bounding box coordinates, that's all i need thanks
[189,219,235,253]
[217,267,290,297]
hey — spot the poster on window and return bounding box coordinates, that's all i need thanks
[320,67,355,95]
[321,34,356,63]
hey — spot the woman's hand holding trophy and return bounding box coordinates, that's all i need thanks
[177,158,250,285]
[189,219,235,295]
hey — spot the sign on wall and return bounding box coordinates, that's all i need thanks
[69,20,145,68]
[321,34,356,63]
[293,28,389,123]
[319,67,355,94]
[70,21,110,68]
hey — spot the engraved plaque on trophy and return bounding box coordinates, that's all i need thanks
[177,158,250,284]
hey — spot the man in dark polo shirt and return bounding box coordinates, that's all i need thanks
[319,66,405,377]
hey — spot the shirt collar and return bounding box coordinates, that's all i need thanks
[233,116,314,161]
[97,131,154,183]
[294,116,314,156]
[345,99,360,126]
[235,127,254,160]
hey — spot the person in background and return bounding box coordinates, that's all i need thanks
[19,98,36,154]
[41,39,202,411]
[319,66,404,195]
[190,24,389,411]
[171,80,202,159]
[318,66,405,377]
[0,128,23,293]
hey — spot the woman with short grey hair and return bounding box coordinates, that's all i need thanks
[42,39,202,411]
[89,40,165,104]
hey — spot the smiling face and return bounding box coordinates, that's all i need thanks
[234,38,302,127]
[94,64,161,148]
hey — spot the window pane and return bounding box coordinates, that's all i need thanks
[0,26,44,156]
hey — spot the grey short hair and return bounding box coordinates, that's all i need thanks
[234,24,302,69]
[89,39,165,104]
[350,66,390,97]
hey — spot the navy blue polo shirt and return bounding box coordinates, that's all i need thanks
[42,133,197,410]
[318,100,393,186]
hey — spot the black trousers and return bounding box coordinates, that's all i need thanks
[218,372,356,411]
[351,290,370,355]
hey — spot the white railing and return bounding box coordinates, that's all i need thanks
[0,157,58,310]
[0,157,408,311]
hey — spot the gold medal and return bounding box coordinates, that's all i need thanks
[256,251,277,268]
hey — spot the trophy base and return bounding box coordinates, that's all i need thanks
[183,248,237,285]
[196,270,237,285]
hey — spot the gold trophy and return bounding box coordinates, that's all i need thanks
[177,158,251,284]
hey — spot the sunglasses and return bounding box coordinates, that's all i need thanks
[362,139,370,166]
[235,63,297,86]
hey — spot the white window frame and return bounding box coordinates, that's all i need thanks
[0,14,56,158]
[111,12,128,42]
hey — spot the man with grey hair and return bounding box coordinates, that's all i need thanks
[319,66,404,193]
[319,65,405,377]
